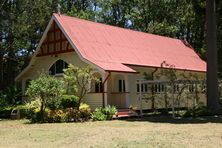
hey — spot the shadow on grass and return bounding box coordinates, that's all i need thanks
[119,115,222,124]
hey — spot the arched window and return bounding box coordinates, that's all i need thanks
[49,59,68,75]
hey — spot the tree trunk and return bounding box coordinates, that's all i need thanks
[40,95,45,122]
[206,0,220,112]
[0,55,3,90]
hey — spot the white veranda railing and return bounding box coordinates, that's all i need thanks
[136,79,206,117]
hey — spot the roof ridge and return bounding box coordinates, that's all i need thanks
[53,13,181,42]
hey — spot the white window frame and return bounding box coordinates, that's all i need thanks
[136,80,166,94]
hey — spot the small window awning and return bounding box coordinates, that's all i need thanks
[91,60,137,73]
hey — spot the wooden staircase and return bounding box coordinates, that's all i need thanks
[114,109,138,118]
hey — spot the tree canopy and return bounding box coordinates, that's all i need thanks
[0,0,222,91]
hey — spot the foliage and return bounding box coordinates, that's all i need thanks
[15,105,29,118]
[101,105,117,120]
[0,100,35,119]
[97,0,137,28]
[59,95,79,109]
[0,86,20,117]
[64,108,81,122]
[29,104,91,123]
[64,64,98,109]
[0,91,8,107]
[0,85,21,106]
[91,109,107,121]
[45,104,91,123]
[30,109,43,123]
[91,105,117,121]
[62,103,91,123]
[154,61,205,117]
[22,73,92,123]
[26,73,64,121]
[46,109,66,123]
[183,104,213,117]
[0,106,14,118]
[143,69,158,110]
[1,0,221,117]
[17,99,41,119]
[155,61,180,117]
[0,0,52,90]
[1,0,222,94]
[79,103,91,121]
[30,108,65,123]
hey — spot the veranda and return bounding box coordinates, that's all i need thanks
[136,79,207,117]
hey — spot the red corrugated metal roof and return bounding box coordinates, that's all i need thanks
[54,13,206,73]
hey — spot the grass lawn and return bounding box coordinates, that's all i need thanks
[1,116,222,148]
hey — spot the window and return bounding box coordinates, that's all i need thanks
[154,83,166,93]
[188,84,194,92]
[91,73,103,93]
[136,80,166,93]
[118,79,125,92]
[95,78,103,93]
[137,83,149,93]
[173,84,180,93]
[49,59,68,75]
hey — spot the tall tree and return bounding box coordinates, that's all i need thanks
[216,0,222,78]
[97,0,137,28]
[0,0,52,90]
[206,0,220,112]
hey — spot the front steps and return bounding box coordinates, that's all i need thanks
[114,109,138,118]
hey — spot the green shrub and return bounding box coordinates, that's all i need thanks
[25,101,91,123]
[30,108,42,123]
[195,106,213,116]
[79,103,91,121]
[16,105,29,118]
[47,99,61,110]
[0,99,41,119]
[0,92,8,107]
[101,105,117,120]
[183,106,213,117]
[45,109,66,123]
[63,65,98,109]
[63,104,91,122]
[0,85,21,107]
[0,106,14,118]
[27,103,91,123]
[64,108,81,122]
[22,99,41,119]
[91,108,107,121]
[59,95,79,109]
[91,105,117,121]
[26,73,64,122]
